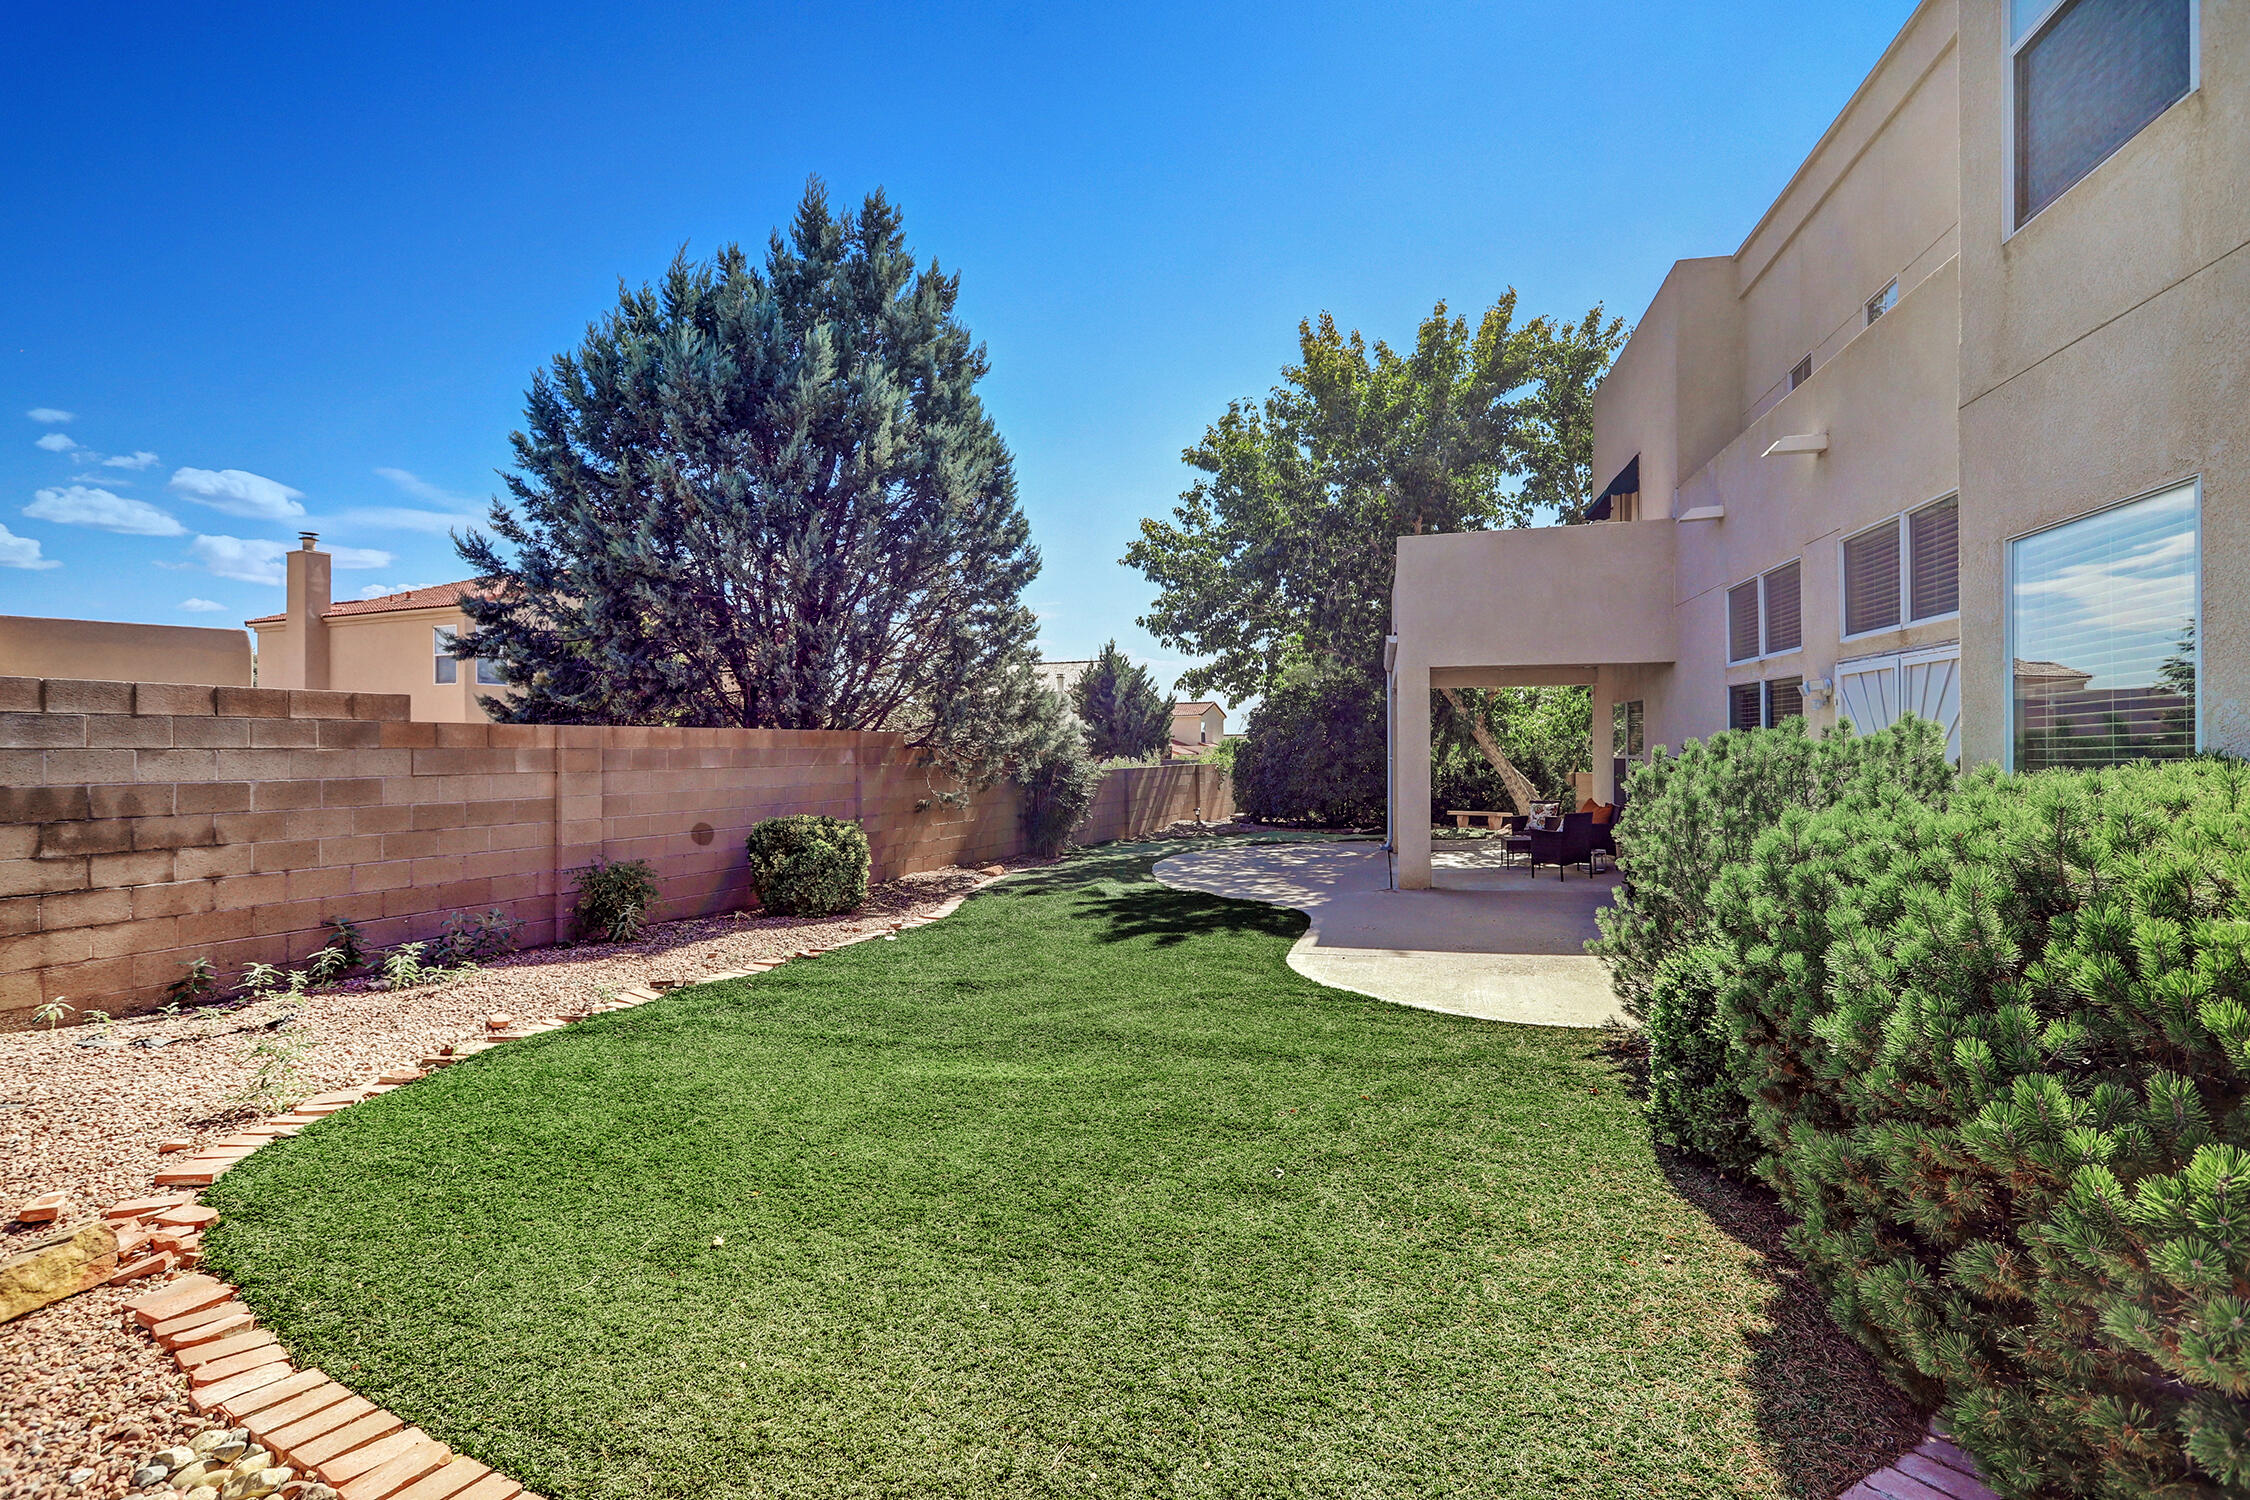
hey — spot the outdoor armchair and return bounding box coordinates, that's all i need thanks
[1523,811,1596,878]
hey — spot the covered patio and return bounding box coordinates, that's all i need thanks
[1386,523,1677,889]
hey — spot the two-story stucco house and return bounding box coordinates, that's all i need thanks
[1389,0,2246,887]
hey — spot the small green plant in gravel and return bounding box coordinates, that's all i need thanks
[166,957,219,1011]
[434,908,523,966]
[321,916,371,971]
[32,1000,73,1041]
[379,942,438,990]
[572,858,658,942]
[235,1030,313,1112]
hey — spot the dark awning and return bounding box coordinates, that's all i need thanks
[1585,455,1639,522]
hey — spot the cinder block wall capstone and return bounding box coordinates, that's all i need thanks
[0,677,1230,1028]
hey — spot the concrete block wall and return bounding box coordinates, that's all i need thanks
[0,677,1230,1028]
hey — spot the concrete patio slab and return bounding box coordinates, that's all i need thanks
[1153,839,1627,1028]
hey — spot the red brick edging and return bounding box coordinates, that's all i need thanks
[1839,1420,1999,1500]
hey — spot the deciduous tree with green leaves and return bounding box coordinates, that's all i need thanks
[1124,292,1625,810]
[1070,640,1171,762]
[455,181,1047,789]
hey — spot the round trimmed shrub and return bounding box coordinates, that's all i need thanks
[745,815,870,916]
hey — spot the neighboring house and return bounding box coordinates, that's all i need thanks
[0,615,252,686]
[1170,702,1225,757]
[1389,0,2245,888]
[1035,659,1094,698]
[246,537,509,722]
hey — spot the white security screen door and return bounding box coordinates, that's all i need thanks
[1834,645,1961,761]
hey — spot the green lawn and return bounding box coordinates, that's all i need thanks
[203,840,1916,1499]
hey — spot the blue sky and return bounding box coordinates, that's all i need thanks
[1,1,1911,702]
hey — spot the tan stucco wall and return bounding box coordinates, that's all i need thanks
[255,606,507,722]
[1956,0,2250,761]
[0,616,252,687]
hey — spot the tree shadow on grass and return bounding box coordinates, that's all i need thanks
[1583,1033,1926,1497]
[1070,883,1306,948]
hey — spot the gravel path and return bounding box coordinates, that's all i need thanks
[0,864,1000,1500]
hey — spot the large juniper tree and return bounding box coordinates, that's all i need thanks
[1069,640,1171,761]
[455,182,1043,761]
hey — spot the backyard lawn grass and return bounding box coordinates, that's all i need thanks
[203,839,1919,1499]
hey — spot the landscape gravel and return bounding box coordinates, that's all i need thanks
[0,863,1000,1500]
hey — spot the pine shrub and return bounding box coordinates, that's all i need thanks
[1700,756,2250,1497]
[745,815,870,916]
[1593,717,1955,1170]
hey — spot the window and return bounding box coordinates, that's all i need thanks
[476,656,506,686]
[1909,497,1960,619]
[1866,279,1899,326]
[1789,355,1813,391]
[2009,480,2198,769]
[1843,520,1903,636]
[1844,498,1959,638]
[2013,0,2193,227]
[1766,677,1805,725]
[1727,582,1761,663]
[433,627,458,684]
[1727,562,1803,663]
[1613,700,1645,759]
[1762,561,1802,655]
[1729,683,1763,732]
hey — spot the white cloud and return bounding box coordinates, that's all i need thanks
[0,524,60,570]
[329,545,393,570]
[35,432,77,453]
[168,466,307,520]
[374,467,472,506]
[26,485,186,536]
[103,450,160,471]
[26,408,74,424]
[332,505,480,534]
[179,598,226,612]
[356,581,436,599]
[185,534,290,584]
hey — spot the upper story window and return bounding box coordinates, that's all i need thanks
[1727,561,1802,663]
[476,655,507,686]
[434,626,458,684]
[1843,497,1960,638]
[2013,0,2194,228]
[2008,479,2197,768]
[1789,355,1813,391]
[1866,279,1899,326]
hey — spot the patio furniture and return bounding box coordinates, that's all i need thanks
[1523,811,1597,878]
[1445,809,1512,830]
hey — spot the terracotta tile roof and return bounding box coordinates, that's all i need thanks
[246,579,493,626]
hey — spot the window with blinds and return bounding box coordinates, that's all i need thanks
[1789,355,1812,391]
[1613,700,1645,759]
[2009,481,2198,770]
[1766,677,1805,725]
[2014,0,2193,227]
[1843,519,1903,636]
[1728,683,1763,732]
[1727,581,1761,663]
[1762,561,1802,654]
[1909,497,1960,619]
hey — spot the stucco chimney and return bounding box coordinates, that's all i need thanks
[278,537,332,690]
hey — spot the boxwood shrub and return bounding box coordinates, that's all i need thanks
[1696,757,2250,1497]
[745,815,870,916]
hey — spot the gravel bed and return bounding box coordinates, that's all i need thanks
[0,863,1001,1500]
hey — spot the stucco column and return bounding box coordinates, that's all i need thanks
[280,537,331,690]
[1395,654,1433,889]
[1591,667,1616,805]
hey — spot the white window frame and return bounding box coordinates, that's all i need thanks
[1723,561,1805,666]
[2004,0,2201,239]
[1837,493,1963,645]
[434,626,458,685]
[2001,475,2203,771]
[1865,279,1899,326]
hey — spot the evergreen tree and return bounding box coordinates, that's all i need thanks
[454,181,1042,774]
[1069,640,1170,761]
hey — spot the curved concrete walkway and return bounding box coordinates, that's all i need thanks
[1153,840,1627,1027]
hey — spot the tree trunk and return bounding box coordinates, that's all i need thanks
[1439,687,1540,817]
